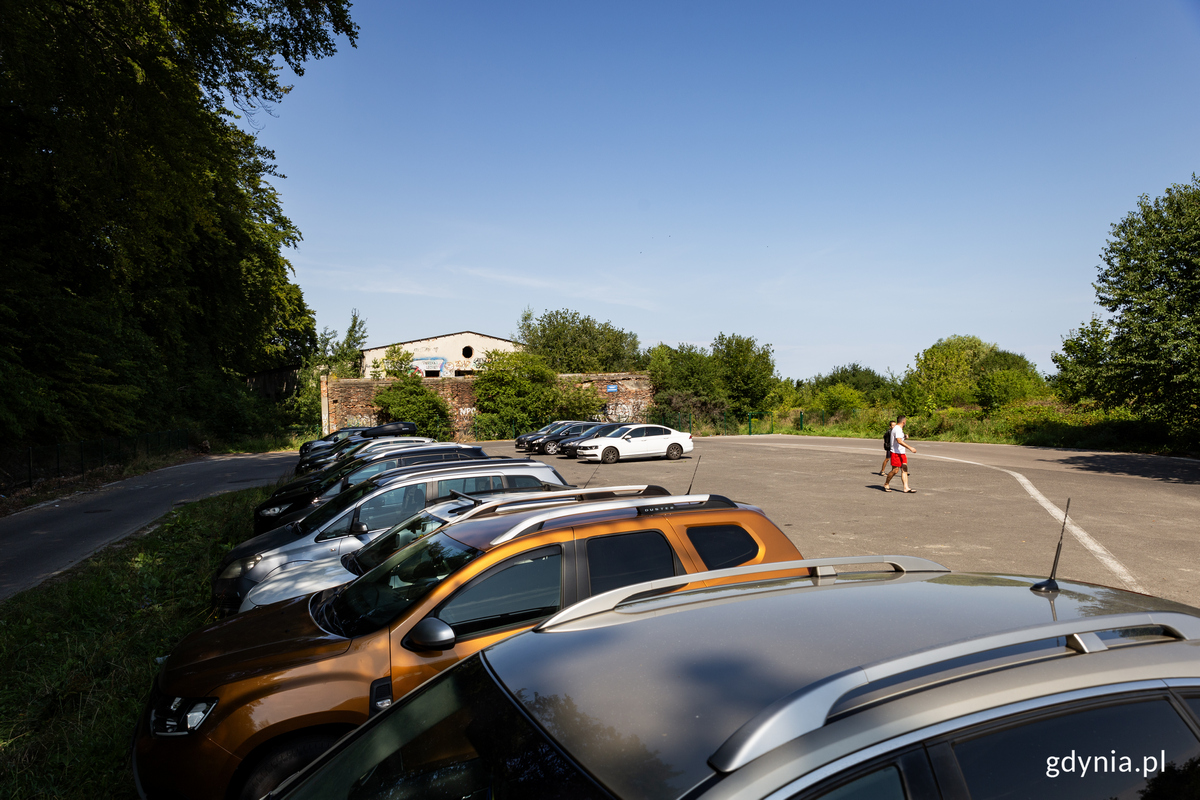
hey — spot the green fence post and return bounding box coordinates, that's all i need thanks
[749,414,753,436]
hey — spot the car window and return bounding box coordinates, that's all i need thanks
[586,530,676,596]
[401,453,448,466]
[1185,694,1200,722]
[316,510,354,541]
[437,475,503,496]
[604,426,632,438]
[353,460,398,482]
[804,766,905,800]
[508,474,547,489]
[357,484,427,530]
[627,427,647,438]
[438,547,563,638]
[687,525,760,570]
[645,427,668,436]
[951,696,1200,799]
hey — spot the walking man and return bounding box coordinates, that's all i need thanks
[884,414,917,493]
[879,420,897,476]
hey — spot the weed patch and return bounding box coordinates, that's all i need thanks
[0,486,270,799]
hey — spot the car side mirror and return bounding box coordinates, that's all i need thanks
[350,521,369,536]
[404,617,456,652]
[623,435,632,441]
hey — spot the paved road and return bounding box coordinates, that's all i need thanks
[513,435,1200,607]
[0,452,296,602]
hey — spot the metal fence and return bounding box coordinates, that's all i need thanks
[0,429,191,493]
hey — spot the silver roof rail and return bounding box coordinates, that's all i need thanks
[537,555,949,630]
[709,610,1200,773]
[446,485,671,520]
[489,493,741,546]
[375,458,541,484]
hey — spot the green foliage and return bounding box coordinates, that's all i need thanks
[1053,178,1200,434]
[910,335,997,407]
[373,374,453,440]
[0,486,272,799]
[516,308,644,373]
[711,333,777,417]
[978,369,1037,412]
[282,312,371,430]
[805,363,894,403]
[369,346,416,379]
[648,343,725,401]
[473,350,603,435]
[0,0,355,443]
[814,383,867,416]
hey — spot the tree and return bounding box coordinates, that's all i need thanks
[0,0,356,441]
[283,312,370,429]
[711,333,776,417]
[473,350,603,437]
[369,346,416,379]
[910,335,997,407]
[373,374,453,440]
[1053,178,1200,432]
[516,308,644,373]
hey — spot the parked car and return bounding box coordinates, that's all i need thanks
[253,444,493,533]
[294,435,435,475]
[530,421,603,454]
[559,421,626,458]
[135,492,806,800]
[240,484,674,612]
[577,423,694,463]
[514,420,581,450]
[214,459,570,614]
[266,557,1200,800]
[297,427,369,458]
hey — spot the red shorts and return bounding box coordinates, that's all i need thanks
[890,453,907,467]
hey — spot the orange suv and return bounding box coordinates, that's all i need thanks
[132,487,806,800]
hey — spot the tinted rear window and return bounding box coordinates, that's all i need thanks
[687,525,759,570]
[587,530,676,595]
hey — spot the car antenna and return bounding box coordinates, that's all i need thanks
[1031,498,1070,595]
[686,455,702,495]
[581,463,601,489]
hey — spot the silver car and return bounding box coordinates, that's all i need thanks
[269,556,1200,800]
[211,459,569,614]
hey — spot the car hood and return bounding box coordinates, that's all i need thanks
[243,559,355,611]
[162,595,351,696]
[271,472,326,497]
[223,523,308,566]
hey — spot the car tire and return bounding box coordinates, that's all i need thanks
[666,443,683,460]
[234,732,340,800]
[601,447,619,464]
[544,441,559,455]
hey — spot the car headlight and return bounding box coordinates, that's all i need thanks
[219,555,262,580]
[150,696,218,736]
[259,505,288,517]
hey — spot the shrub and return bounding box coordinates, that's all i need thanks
[978,369,1036,413]
[373,373,453,439]
[814,383,867,416]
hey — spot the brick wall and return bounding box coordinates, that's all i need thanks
[322,372,654,440]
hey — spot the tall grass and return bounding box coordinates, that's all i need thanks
[0,486,271,799]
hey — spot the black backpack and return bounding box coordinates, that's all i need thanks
[884,428,893,449]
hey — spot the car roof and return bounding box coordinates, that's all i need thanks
[483,562,1200,800]
[371,458,559,487]
[439,492,748,552]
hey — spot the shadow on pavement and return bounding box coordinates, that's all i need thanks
[1045,453,1200,485]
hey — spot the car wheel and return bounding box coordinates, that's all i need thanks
[601,447,619,464]
[666,443,683,460]
[544,441,559,455]
[234,732,341,800]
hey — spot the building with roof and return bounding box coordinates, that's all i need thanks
[361,331,521,378]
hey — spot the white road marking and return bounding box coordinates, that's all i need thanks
[715,437,1147,593]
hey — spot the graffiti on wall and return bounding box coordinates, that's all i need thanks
[408,356,488,377]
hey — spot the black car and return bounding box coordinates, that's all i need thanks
[255,444,491,533]
[294,435,434,475]
[514,420,579,450]
[559,421,626,457]
[296,426,368,457]
[530,421,603,455]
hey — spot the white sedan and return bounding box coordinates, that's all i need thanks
[576,424,693,464]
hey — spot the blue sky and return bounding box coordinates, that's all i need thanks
[248,1,1200,380]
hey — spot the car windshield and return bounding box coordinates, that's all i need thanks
[299,482,377,535]
[328,532,482,637]
[272,656,608,800]
[349,509,455,573]
[602,426,632,438]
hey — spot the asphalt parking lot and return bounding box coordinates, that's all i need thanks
[514,435,1200,608]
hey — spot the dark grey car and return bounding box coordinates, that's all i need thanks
[268,556,1200,800]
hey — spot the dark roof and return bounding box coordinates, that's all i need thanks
[483,572,1200,800]
[364,331,520,349]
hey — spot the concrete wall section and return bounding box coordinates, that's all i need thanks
[322,372,653,438]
